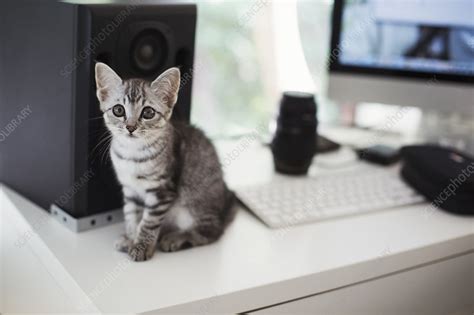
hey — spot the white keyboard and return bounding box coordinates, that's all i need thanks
[235,164,424,228]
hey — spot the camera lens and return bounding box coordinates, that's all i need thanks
[271,92,318,175]
[130,30,167,74]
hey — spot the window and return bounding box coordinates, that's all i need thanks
[191,0,334,137]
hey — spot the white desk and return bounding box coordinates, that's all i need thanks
[1,132,473,314]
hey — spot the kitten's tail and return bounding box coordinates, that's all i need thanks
[221,188,238,228]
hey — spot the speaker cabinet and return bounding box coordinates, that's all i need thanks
[0,0,196,223]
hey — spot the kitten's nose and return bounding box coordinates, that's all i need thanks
[126,125,137,134]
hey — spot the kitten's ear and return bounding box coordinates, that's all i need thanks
[150,67,180,118]
[95,62,122,105]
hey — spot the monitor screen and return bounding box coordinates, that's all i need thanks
[330,0,474,82]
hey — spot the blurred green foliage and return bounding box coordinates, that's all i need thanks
[191,1,268,137]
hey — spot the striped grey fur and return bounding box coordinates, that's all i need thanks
[95,63,235,261]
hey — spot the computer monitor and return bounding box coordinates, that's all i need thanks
[328,0,474,115]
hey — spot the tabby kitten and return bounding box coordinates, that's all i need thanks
[95,62,235,262]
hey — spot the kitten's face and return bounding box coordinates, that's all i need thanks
[94,63,180,140]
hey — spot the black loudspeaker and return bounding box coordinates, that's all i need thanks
[0,0,196,229]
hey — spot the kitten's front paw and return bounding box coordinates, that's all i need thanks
[128,242,155,262]
[159,233,193,252]
[114,235,133,253]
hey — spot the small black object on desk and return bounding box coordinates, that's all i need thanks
[401,145,474,215]
[271,92,317,175]
[357,145,400,165]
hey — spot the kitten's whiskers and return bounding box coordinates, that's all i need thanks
[90,131,113,165]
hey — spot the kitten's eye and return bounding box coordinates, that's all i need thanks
[112,105,125,117]
[141,107,156,120]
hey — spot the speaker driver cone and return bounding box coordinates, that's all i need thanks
[130,29,167,74]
